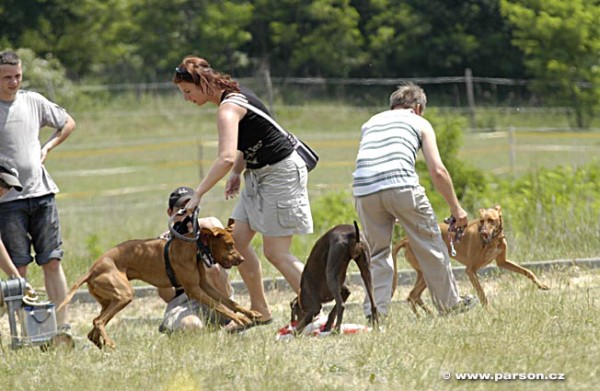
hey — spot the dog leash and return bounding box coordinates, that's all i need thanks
[196,235,215,268]
[444,216,465,257]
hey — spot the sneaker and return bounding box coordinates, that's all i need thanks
[51,324,75,350]
[446,295,478,315]
[158,323,170,335]
[58,323,72,336]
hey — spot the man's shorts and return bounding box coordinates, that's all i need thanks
[0,194,63,267]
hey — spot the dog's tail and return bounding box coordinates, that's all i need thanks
[391,238,409,298]
[56,270,92,312]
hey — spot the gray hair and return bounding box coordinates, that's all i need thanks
[389,82,427,110]
[0,51,20,66]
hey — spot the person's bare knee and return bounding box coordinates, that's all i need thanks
[41,258,62,275]
[179,315,204,331]
[263,246,283,266]
[17,266,28,278]
[232,222,254,250]
[262,237,293,266]
[41,259,69,326]
[40,259,68,298]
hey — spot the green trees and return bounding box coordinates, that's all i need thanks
[2,0,599,116]
[245,0,363,77]
[2,0,525,80]
[290,0,363,77]
[501,0,600,127]
[0,0,132,79]
[13,48,75,104]
[126,0,253,79]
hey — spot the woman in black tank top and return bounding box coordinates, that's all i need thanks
[173,56,313,332]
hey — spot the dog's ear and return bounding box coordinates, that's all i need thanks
[494,205,502,213]
[478,208,486,218]
[226,218,235,232]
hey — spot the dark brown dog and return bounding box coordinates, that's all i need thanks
[290,221,378,334]
[393,205,550,315]
[57,219,261,349]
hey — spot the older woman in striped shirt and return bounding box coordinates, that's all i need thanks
[353,83,476,318]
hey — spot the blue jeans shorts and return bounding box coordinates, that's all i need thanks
[0,194,64,267]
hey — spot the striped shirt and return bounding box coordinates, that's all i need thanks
[353,108,429,197]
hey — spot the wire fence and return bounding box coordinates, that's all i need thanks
[72,71,584,108]
[73,75,534,107]
[66,71,599,132]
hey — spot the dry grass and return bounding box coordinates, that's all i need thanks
[2,265,599,391]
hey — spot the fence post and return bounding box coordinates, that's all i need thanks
[259,58,275,115]
[265,67,274,115]
[197,141,204,180]
[509,126,516,175]
[465,68,476,130]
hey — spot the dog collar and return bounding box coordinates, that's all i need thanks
[196,234,215,268]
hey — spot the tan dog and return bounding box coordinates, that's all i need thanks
[57,219,261,349]
[393,205,549,315]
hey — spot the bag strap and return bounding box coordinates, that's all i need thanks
[222,95,297,144]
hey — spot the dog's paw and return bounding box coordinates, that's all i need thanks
[248,310,263,320]
[227,315,252,326]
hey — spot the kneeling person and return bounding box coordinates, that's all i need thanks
[158,186,234,333]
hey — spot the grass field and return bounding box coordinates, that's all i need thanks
[1,265,599,390]
[2,96,599,390]
[23,97,598,284]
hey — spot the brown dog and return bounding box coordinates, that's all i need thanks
[393,205,549,315]
[290,221,378,334]
[57,219,261,349]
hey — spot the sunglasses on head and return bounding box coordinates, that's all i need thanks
[174,66,195,82]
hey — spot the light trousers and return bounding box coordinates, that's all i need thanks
[355,186,461,315]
